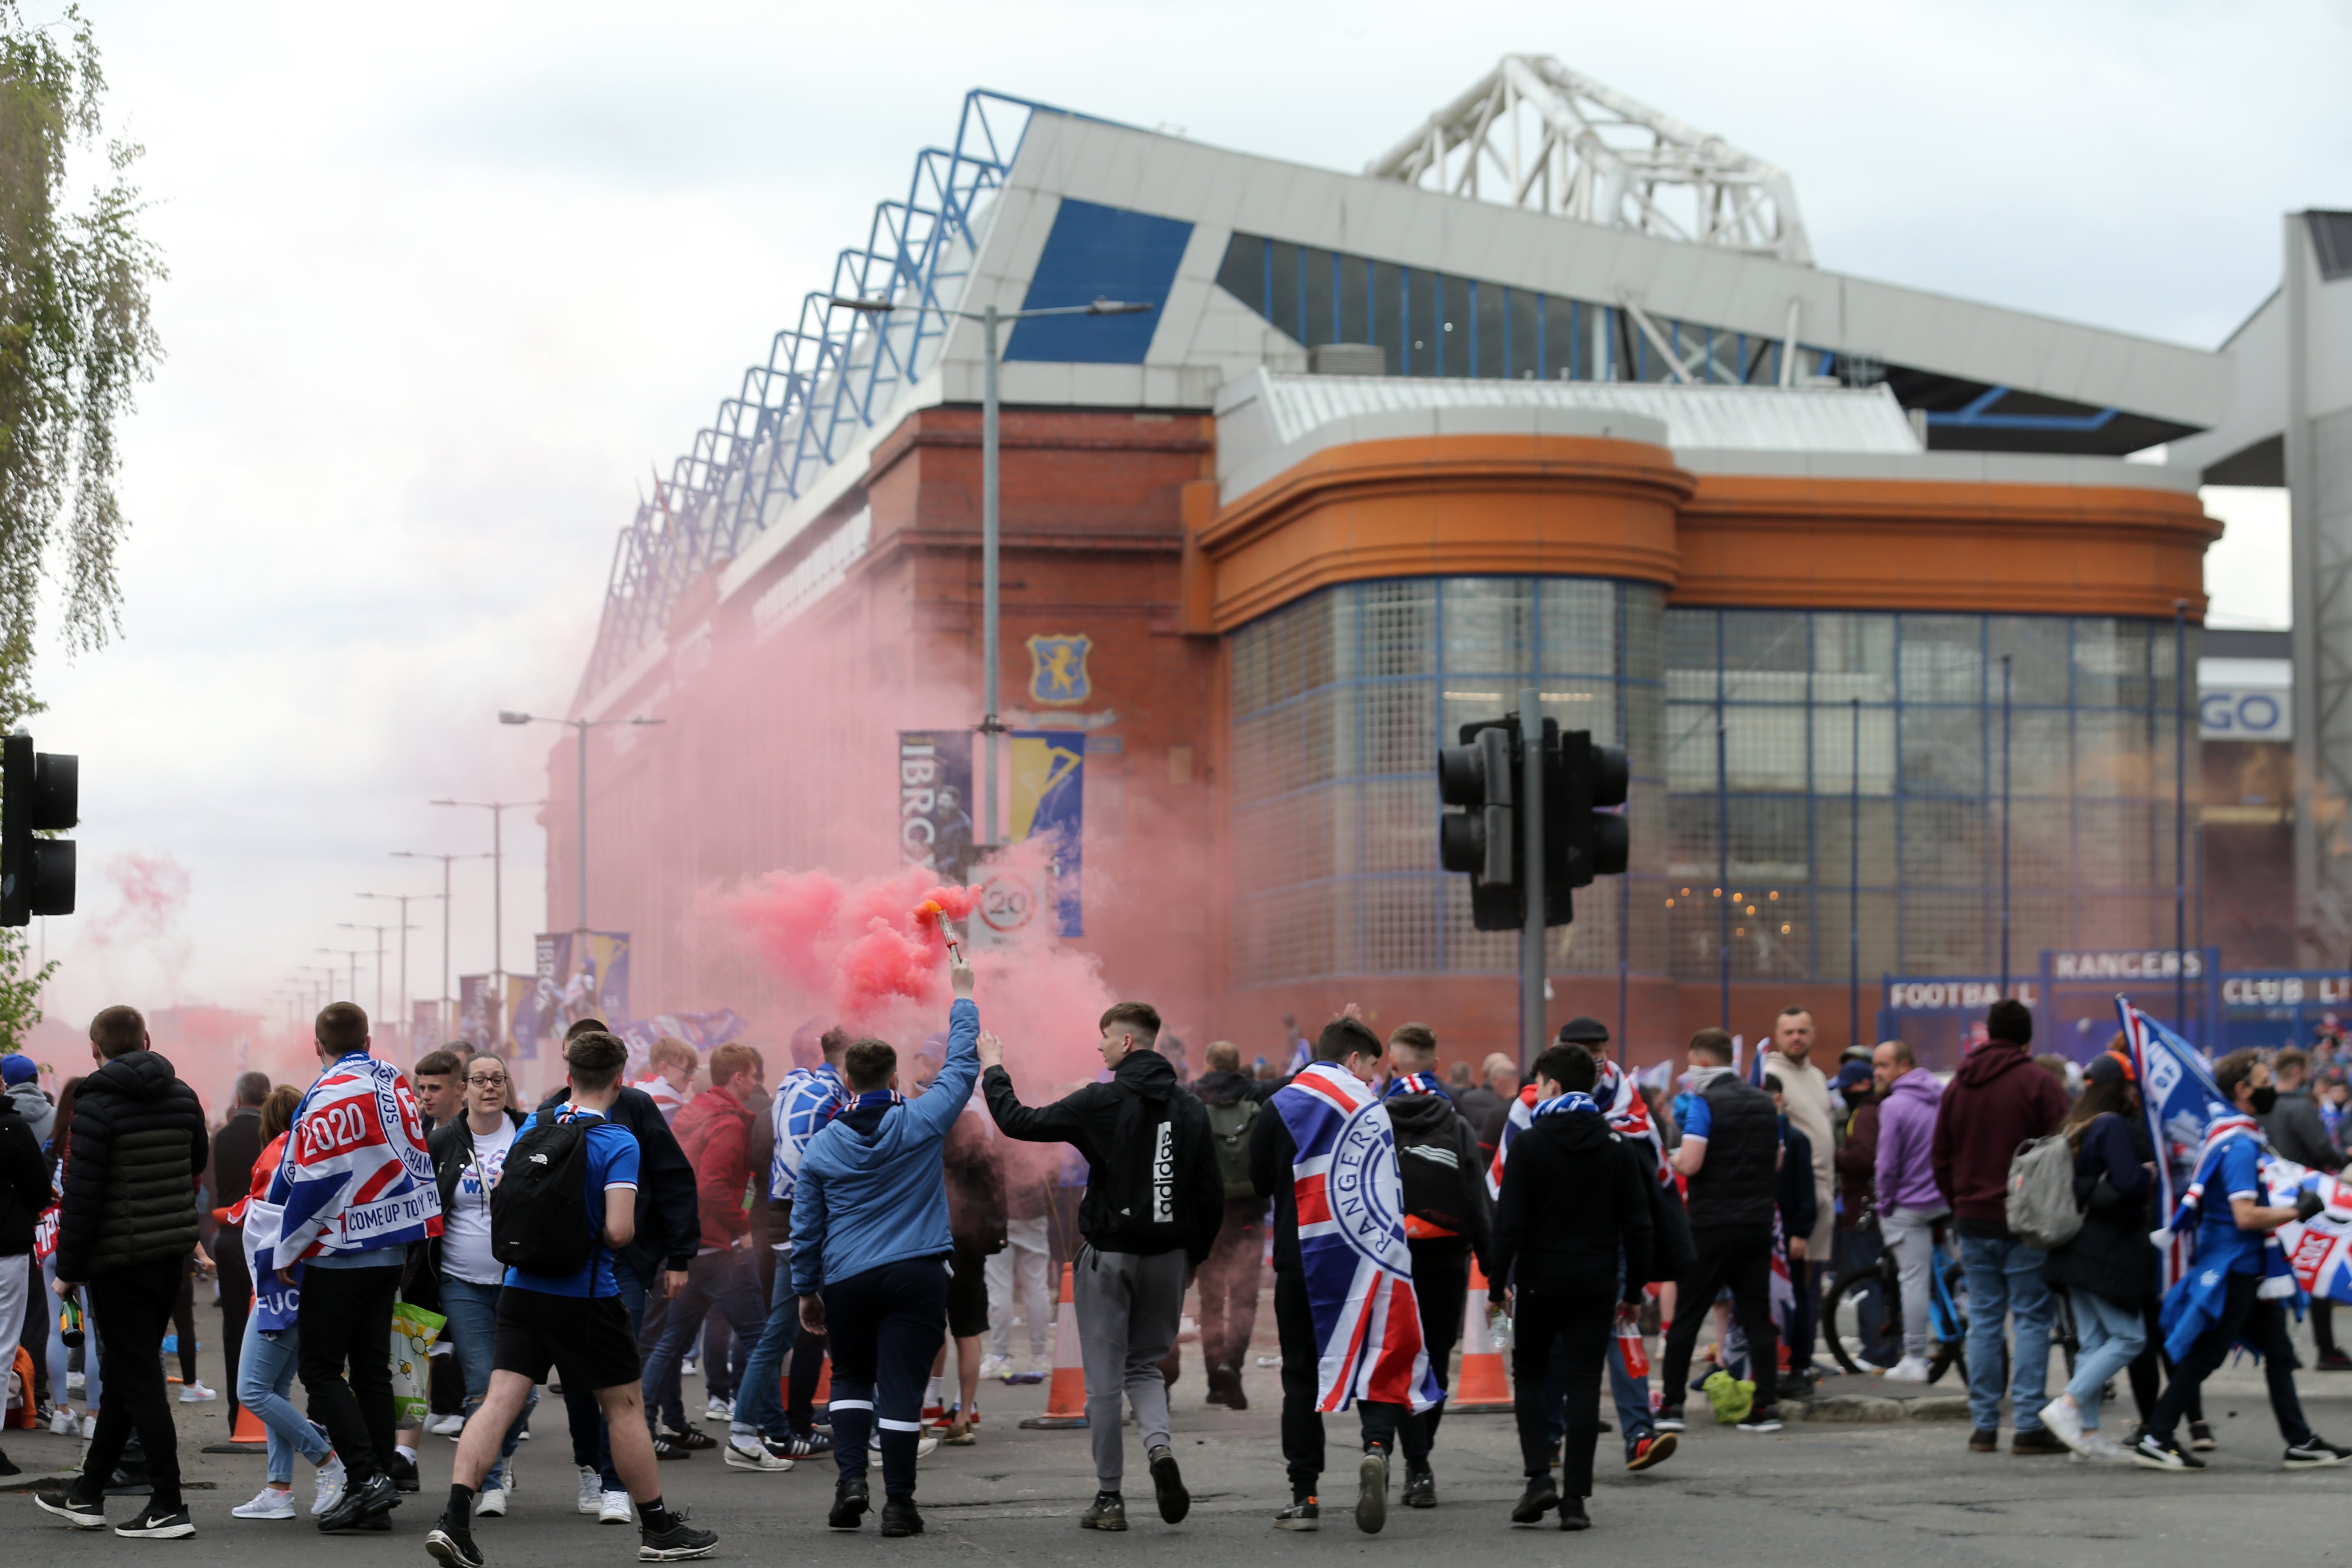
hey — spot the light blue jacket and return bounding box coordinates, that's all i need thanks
[790,999,979,1293]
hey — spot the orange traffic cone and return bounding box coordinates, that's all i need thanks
[199,1390,269,1455]
[1448,1261,1513,1413]
[1017,1263,1088,1429]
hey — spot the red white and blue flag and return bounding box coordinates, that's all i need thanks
[1274,1062,1443,1414]
[260,1050,440,1274]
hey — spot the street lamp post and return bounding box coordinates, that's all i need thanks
[360,890,445,1042]
[431,800,540,1047]
[392,850,491,1037]
[316,946,367,1006]
[497,713,664,933]
[827,292,1153,847]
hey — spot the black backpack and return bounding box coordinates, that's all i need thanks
[491,1115,598,1277]
[1204,1097,1259,1199]
[1394,1111,1477,1237]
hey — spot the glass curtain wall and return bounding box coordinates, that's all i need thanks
[1229,577,1666,987]
[1662,609,2194,986]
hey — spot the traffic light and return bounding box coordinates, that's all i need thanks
[1551,730,1630,892]
[1439,716,1628,931]
[2,733,77,926]
[1438,720,1523,932]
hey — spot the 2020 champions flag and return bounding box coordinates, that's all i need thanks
[261,1050,441,1273]
[1272,1062,1444,1414]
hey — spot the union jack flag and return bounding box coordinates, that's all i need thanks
[1273,1063,1443,1414]
[261,1050,440,1273]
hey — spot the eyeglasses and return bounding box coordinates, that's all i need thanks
[466,1073,507,1087]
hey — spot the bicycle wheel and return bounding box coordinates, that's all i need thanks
[1930,1258,1968,1384]
[1823,1264,1903,1376]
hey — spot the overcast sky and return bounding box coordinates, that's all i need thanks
[25,0,2341,1028]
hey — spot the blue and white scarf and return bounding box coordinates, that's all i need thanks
[1383,1072,1445,1100]
[1531,1091,1601,1119]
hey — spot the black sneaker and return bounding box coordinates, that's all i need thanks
[878,1496,924,1538]
[2285,1435,2352,1469]
[35,1486,108,1529]
[1654,1405,1686,1433]
[1272,1498,1319,1531]
[1149,1444,1189,1523]
[649,1436,693,1462]
[828,1473,870,1531]
[0,1445,17,1477]
[427,1521,486,1568]
[1079,1492,1127,1531]
[658,1426,716,1452]
[1737,1408,1783,1434]
[1626,1433,1677,1471]
[638,1511,719,1561]
[2319,1350,2352,1372]
[1355,1448,1386,1534]
[2133,1432,2203,1471]
[389,1451,421,1492]
[1558,1496,1590,1532]
[1511,1474,1560,1525]
[2189,1420,2219,1451]
[768,1431,832,1458]
[115,1502,196,1539]
[1401,1463,1435,1509]
[317,1469,399,1531]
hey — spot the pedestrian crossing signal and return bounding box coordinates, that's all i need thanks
[1,732,76,926]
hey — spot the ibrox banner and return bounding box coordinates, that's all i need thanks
[515,931,631,1047]
[898,729,978,884]
[1008,729,1084,938]
[458,974,494,1051]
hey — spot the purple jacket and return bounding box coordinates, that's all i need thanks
[1875,1069,1946,1215]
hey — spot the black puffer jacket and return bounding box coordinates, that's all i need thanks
[0,1090,53,1253]
[54,1049,208,1280]
[983,1048,1224,1262]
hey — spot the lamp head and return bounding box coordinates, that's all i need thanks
[1087,298,1155,315]
[499,711,531,726]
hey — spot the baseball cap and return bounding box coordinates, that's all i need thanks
[1830,1060,1874,1094]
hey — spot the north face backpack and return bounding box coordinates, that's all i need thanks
[2005,1133,2085,1250]
[1204,1097,1260,1200]
[491,1115,598,1276]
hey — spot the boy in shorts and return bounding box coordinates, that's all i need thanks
[426,1032,718,1568]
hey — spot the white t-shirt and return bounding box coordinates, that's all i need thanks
[442,1119,518,1286]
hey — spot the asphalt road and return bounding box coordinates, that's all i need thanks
[12,1309,2352,1568]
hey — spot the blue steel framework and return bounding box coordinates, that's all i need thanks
[577,92,1051,704]
[1228,577,1667,988]
[1661,609,2193,990]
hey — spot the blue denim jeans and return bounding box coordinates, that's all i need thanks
[44,1251,100,1414]
[2062,1288,2146,1429]
[439,1277,533,1488]
[1959,1232,2056,1434]
[236,1315,328,1485]
[642,1250,770,1433]
[730,1254,799,1443]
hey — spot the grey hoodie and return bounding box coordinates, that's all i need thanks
[6,1080,53,1148]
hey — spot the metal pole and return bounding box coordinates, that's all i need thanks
[2000,655,2013,996]
[441,858,452,1035]
[2175,600,2188,1035]
[1849,697,1861,1051]
[1716,718,1730,1030]
[576,720,590,933]
[981,304,1001,851]
[1616,869,1628,1069]
[493,806,506,1049]
[373,925,385,1024]
[1520,688,1546,1071]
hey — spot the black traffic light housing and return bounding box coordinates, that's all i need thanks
[1439,715,1626,932]
[2,733,77,925]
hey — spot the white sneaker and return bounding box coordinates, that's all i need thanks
[680,1358,699,1379]
[704,1396,734,1423]
[178,1379,218,1404]
[67,1371,85,1394]
[2039,1397,2089,1455]
[50,1404,78,1436]
[232,1486,296,1520]
[598,1490,634,1524]
[1883,1355,1933,1384]
[576,1465,602,1516]
[978,1354,1009,1380]
[311,1455,347,1518]
[867,1427,942,1460]
[81,1413,97,1439]
[428,1412,466,1437]
[724,1437,792,1472]
[2082,1432,2129,1462]
[476,1483,507,1518]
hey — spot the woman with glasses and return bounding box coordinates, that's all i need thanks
[425,1055,534,1517]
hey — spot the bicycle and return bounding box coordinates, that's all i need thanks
[1823,1206,1969,1382]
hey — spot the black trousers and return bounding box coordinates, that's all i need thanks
[217,1232,252,1434]
[171,1260,198,1384]
[1658,1225,1780,1411]
[1273,1269,1405,1494]
[824,1257,949,1498]
[297,1261,402,1482]
[2149,1270,2311,1446]
[1511,1284,1614,1494]
[81,1255,189,1511]
[1399,1240,1469,1459]
[2127,1292,2201,1425]
[787,1327,828,1434]
[1196,1199,1265,1373]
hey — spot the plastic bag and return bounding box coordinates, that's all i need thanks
[390,1301,448,1428]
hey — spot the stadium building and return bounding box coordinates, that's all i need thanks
[543,59,2321,1069]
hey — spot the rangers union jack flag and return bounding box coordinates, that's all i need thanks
[260,1050,440,1274]
[1487,1063,1669,1200]
[1273,1062,1443,1414]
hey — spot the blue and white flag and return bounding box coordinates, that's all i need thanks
[262,1051,441,1273]
[2116,997,2227,1290]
